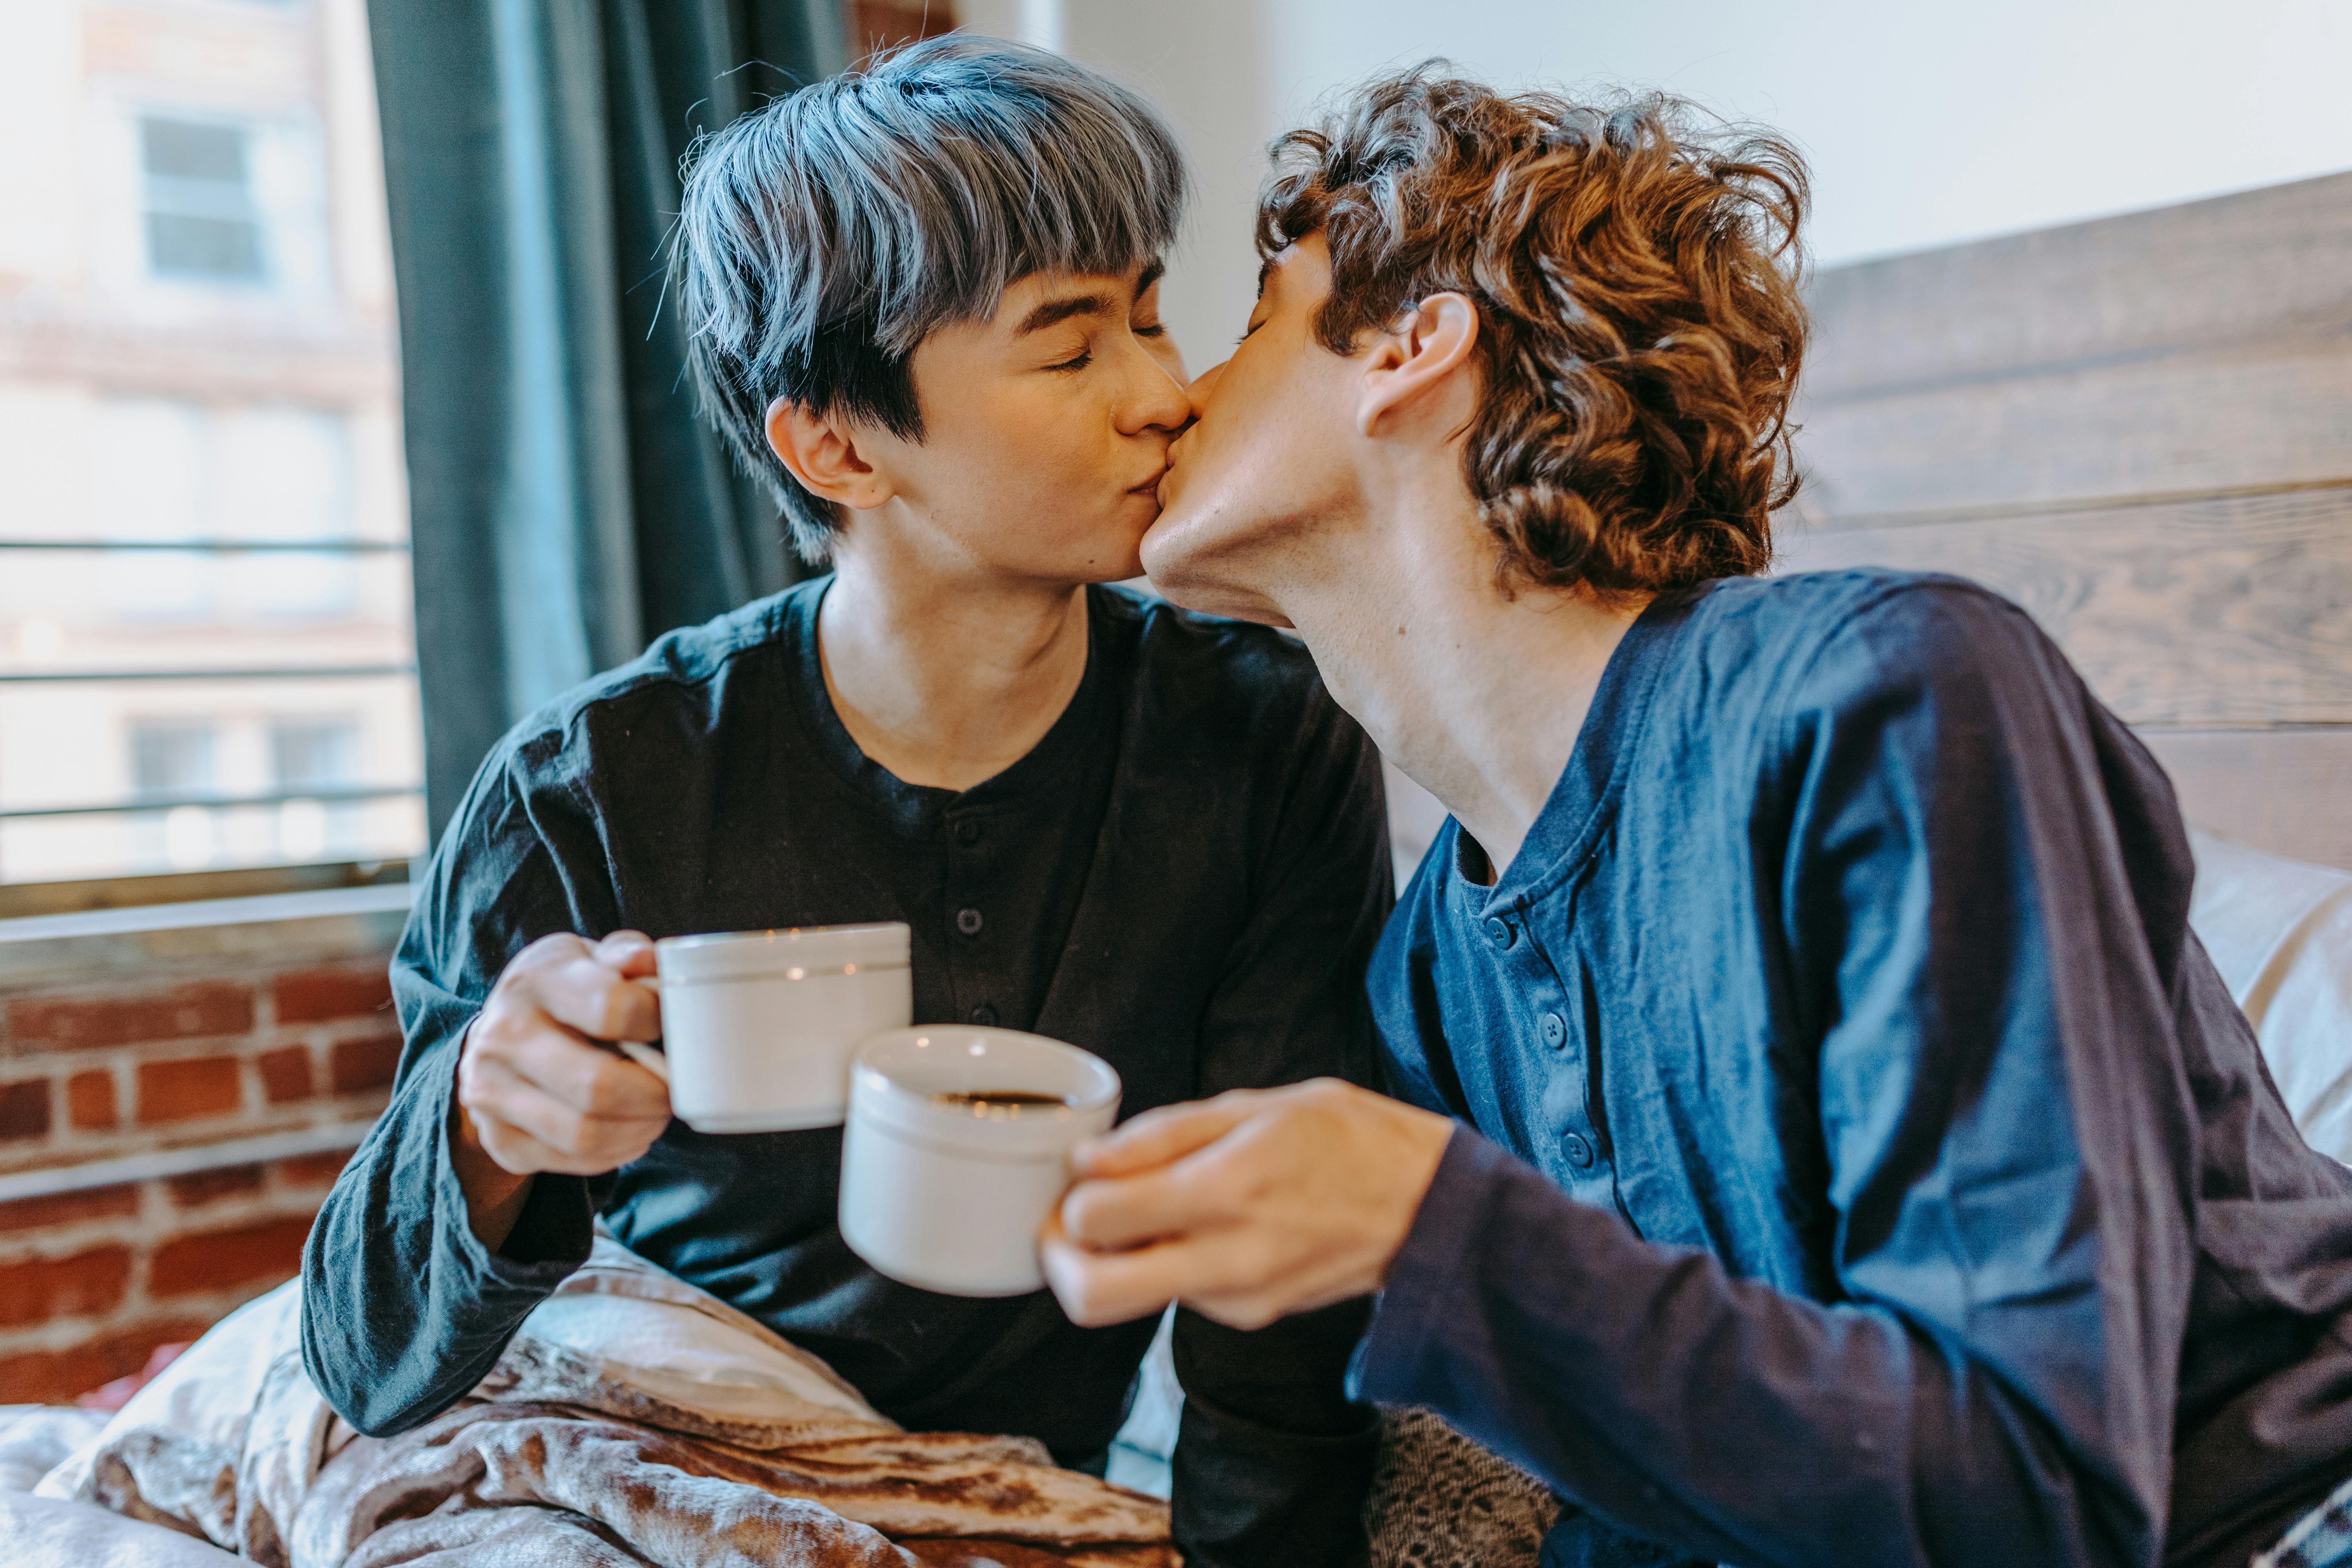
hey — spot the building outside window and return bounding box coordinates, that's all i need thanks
[0,0,424,895]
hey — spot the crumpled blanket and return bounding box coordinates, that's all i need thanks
[33,1235,1172,1567]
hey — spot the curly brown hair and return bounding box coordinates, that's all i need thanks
[1260,68,1809,595]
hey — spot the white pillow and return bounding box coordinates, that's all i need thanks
[2189,830,2352,1162]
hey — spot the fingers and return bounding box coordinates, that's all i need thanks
[595,929,658,977]
[1070,1091,1260,1179]
[1039,1209,1181,1327]
[1048,1080,1456,1334]
[460,1048,668,1171]
[1040,1214,1290,1332]
[1060,1157,1234,1253]
[499,1026,670,1121]
[465,1103,585,1179]
[500,933,662,1044]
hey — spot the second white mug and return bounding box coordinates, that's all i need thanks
[838,1025,1121,1296]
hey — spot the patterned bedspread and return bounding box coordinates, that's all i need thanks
[9,1236,1172,1568]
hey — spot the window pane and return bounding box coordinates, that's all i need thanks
[129,721,218,798]
[0,0,423,890]
[270,718,359,788]
[140,118,248,184]
[145,211,266,280]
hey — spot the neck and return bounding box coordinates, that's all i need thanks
[1274,483,1648,880]
[818,526,1090,793]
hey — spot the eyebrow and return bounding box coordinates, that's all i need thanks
[1014,260,1168,337]
[1017,290,1118,336]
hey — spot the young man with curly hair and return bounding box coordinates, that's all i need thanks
[302,38,1384,1564]
[1045,68,2352,1568]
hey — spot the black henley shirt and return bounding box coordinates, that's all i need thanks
[299,578,1389,1567]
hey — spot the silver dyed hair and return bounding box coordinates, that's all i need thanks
[675,34,1189,562]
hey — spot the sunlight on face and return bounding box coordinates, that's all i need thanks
[862,262,1189,583]
[1140,235,1362,620]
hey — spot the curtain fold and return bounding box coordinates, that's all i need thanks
[368,0,845,838]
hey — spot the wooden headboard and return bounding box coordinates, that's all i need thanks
[1779,170,2352,870]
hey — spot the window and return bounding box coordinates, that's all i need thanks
[140,117,267,283]
[270,718,359,792]
[129,720,220,802]
[271,716,364,862]
[0,0,423,895]
[127,718,221,872]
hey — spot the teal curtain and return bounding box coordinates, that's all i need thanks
[368,0,845,838]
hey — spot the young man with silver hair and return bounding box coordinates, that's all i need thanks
[302,37,1383,1563]
[1045,68,2352,1568]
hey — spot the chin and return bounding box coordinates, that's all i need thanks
[1139,510,1292,627]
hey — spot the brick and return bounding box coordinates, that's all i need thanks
[0,1315,210,1404]
[0,1245,132,1327]
[67,1069,118,1130]
[330,1033,401,1095]
[256,1046,313,1105]
[167,1164,264,1208]
[148,1215,312,1298]
[135,1057,244,1124]
[0,1184,140,1235]
[272,965,392,1025]
[7,982,253,1053]
[276,1151,350,1188]
[0,1079,49,1142]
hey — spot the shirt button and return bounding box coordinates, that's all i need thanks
[1563,1133,1595,1169]
[1539,1011,1567,1049]
[1484,916,1515,948]
[955,907,984,937]
[969,1002,999,1026]
[954,819,983,846]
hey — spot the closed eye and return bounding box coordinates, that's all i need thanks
[1047,350,1093,372]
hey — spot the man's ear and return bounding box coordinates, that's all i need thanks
[1356,293,1480,439]
[765,397,895,511]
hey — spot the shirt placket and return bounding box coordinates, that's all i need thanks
[942,807,1003,1027]
[1475,895,1619,1211]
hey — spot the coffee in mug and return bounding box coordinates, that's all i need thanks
[619,923,910,1133]
[837,1026,1120,1296]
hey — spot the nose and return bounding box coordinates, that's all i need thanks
[1119,342,1195,437]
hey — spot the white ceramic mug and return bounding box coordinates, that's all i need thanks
[618,923,911,1133]
[837,1026,1121,1296]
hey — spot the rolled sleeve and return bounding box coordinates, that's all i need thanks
[300,738,610,1436]
[300,1033,595,1434]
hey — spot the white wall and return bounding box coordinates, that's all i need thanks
[1034,0,2352,375]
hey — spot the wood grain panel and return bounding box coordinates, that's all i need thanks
[1773,484,2352,726]
[2139,728,2352,872]
[1803,170,2352,400]
[1789,336,2352,522]
[1793,171,2352,869]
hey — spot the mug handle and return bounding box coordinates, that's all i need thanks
[615,974,669,1083]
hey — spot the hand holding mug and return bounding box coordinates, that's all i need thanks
[1040,1078,1456,1330]
[452,931,671,1246]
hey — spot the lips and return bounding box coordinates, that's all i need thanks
[1127,465,1169,498]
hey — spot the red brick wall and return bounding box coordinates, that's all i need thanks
[0,951,400,1403]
